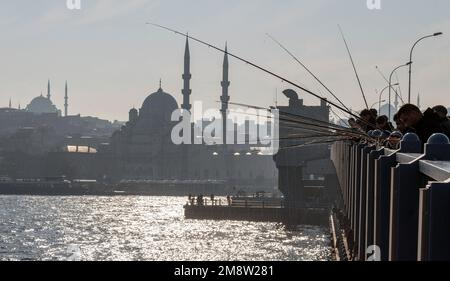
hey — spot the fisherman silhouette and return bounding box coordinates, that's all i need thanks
[197,195,204,206]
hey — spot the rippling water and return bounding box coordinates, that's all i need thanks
[0,196,330,261]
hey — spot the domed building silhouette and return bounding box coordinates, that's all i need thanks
[109,37,278,188]
[111,83,183,179]
[136,85,178,129]
[25,80,61,116]
[379,103,396,122]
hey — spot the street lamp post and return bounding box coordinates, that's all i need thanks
[408,32,443,103]
[378,83,399,114]
[371,100,386,113]
[389,63,411,121]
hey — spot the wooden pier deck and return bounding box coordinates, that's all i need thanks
[184,197,329,226]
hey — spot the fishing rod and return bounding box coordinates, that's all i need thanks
[224,104,372,145]
[214,113,361,146]
[227,100,347,130]
[279,121,367,140]
[226,104,370,140]
[277,118,359,137]
[223,97,373,141]
[246,132,352,144]
[226,105,364,138]
[225,106,368,141]
[227,102,371,141]
[266,33,351,113]
[226,100,360,133]
[338,25,369,110]
[278,114,365,138]
[221,71,373,129]
[278,137,352,151]
[375,65,389,84]
[329,107,349,127]
[147,22,365,121]
[150,23,376,130]
[280,131,355,141]
[275,111,372,140]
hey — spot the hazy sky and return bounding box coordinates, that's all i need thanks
[1,0,449,121]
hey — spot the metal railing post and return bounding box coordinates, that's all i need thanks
[357,145,375,261]
[364,148,383,257]
[388,133,422,261]
[417,134,450,261]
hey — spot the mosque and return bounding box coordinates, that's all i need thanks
[0,39,277,189]
[109,38,277,187]
[24,80,67,116]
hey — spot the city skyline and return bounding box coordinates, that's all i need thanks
[1,0,449,121]
[1,1,450,265]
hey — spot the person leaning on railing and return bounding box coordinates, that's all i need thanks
[358,109,377,132]
[376,115,394,131]
[393,113,406,134]
[397,104,450,145]
[433,105,450,133]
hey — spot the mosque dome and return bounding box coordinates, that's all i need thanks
[139,87,178,122]
[379,103,396,121]
[26,95,59,115]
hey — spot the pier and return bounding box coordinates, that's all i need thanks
[184,195,329,226]
[330,133,450,261]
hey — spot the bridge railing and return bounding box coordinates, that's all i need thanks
[331,133,450,261]
[186,198,284,208]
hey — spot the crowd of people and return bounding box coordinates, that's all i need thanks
[348,104,450,149]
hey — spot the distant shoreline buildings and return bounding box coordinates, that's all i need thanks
[6,79,67,117]
[0,38,277,189]
[109,37,277,185]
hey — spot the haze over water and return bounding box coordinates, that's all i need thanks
[0,196,330,261]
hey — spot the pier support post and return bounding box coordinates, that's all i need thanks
[278,166,304,209]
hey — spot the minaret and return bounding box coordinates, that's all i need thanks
[47,79,51,100]
[64,81,68,117]
[181,36,192,180]
[9,98,11,109]
[394,91,399,112]
[220,43,230,144]
[129,107,138,123]
[181,36,192,111]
